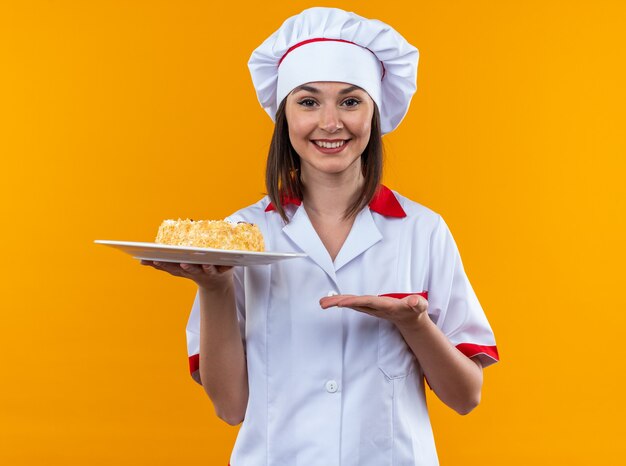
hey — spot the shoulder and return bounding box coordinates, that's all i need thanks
[389,189,443,232]
[225,196,272,224]
[385,189,461,252]
[391,190,468,265]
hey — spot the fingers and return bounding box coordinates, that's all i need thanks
[321,295,396,311]
[194,263,234,275]
[141,260,233,279]
[321,294,428,310]
[150,261,188,277]
[320,294,430,325]
[180,263,205,274]
[320,295,393,317]
[215,265,234,273]
[319,294,356,309]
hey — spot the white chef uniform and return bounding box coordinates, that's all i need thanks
[186,185,499,466]
[186,7,499,465]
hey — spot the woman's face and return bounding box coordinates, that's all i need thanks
[285,81,375,180]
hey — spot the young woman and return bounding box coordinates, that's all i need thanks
[142,7,498,465]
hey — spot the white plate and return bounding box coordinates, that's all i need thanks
[95,240,307,266]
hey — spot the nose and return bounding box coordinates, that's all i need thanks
[319,105,343,133]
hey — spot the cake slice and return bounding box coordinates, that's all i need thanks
[155,219,264,252]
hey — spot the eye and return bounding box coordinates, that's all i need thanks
[342,98,361,108]
[297,98,317,107]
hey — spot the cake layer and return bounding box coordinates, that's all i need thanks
[155,219,264,252]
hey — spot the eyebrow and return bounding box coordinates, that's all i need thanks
[338,85,362,95]
[292,85,319,94]
[291,84,363,95]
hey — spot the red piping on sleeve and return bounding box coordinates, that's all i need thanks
[379,291,428,300]
[456,343,500,362]
[189,354,200,374]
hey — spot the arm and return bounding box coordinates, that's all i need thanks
[394,297,483,415]
[197,279,249,425]
[320,294,482,415]
[141,261,248,425]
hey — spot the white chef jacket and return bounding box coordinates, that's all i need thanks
[186,186,498,466]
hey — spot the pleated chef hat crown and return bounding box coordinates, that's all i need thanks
[248,7,419,135]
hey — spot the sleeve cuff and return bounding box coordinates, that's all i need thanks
[189,354,200,374]
[456,343,499,367]
[379,291,428,299]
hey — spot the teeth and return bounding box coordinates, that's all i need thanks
[314,140,346,149]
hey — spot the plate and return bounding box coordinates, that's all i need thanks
[95,240,307,266]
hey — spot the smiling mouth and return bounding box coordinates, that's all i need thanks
[312,139,349,149]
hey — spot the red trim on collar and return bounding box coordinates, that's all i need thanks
[264,185,406,218]
[265,195,302,211]
[369,185,406,218]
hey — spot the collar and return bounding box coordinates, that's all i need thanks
[265,184,406,218]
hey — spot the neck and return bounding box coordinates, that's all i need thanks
[300,166,364,219]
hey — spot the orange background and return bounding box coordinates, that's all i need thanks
[1,1,625,464]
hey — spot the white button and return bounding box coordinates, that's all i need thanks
[325,380,339,393]
[327,291,338,297]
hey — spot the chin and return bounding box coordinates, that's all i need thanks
[300,153,362,177]
[318,164,360,176]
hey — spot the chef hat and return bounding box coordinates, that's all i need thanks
[248,7,419,134]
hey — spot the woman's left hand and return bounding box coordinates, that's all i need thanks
[322,293,484,414]
[319,294,429,331]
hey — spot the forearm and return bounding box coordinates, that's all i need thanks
[198,284,249,425]
[397,314,483,415]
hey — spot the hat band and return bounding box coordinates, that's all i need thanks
[276,39,384,110]
[278,38,386,79]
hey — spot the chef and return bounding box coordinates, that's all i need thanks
[145,6,499,466]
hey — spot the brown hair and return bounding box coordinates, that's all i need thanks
[265,98,383,223]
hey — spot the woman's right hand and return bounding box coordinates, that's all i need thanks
[140,260,234,291]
